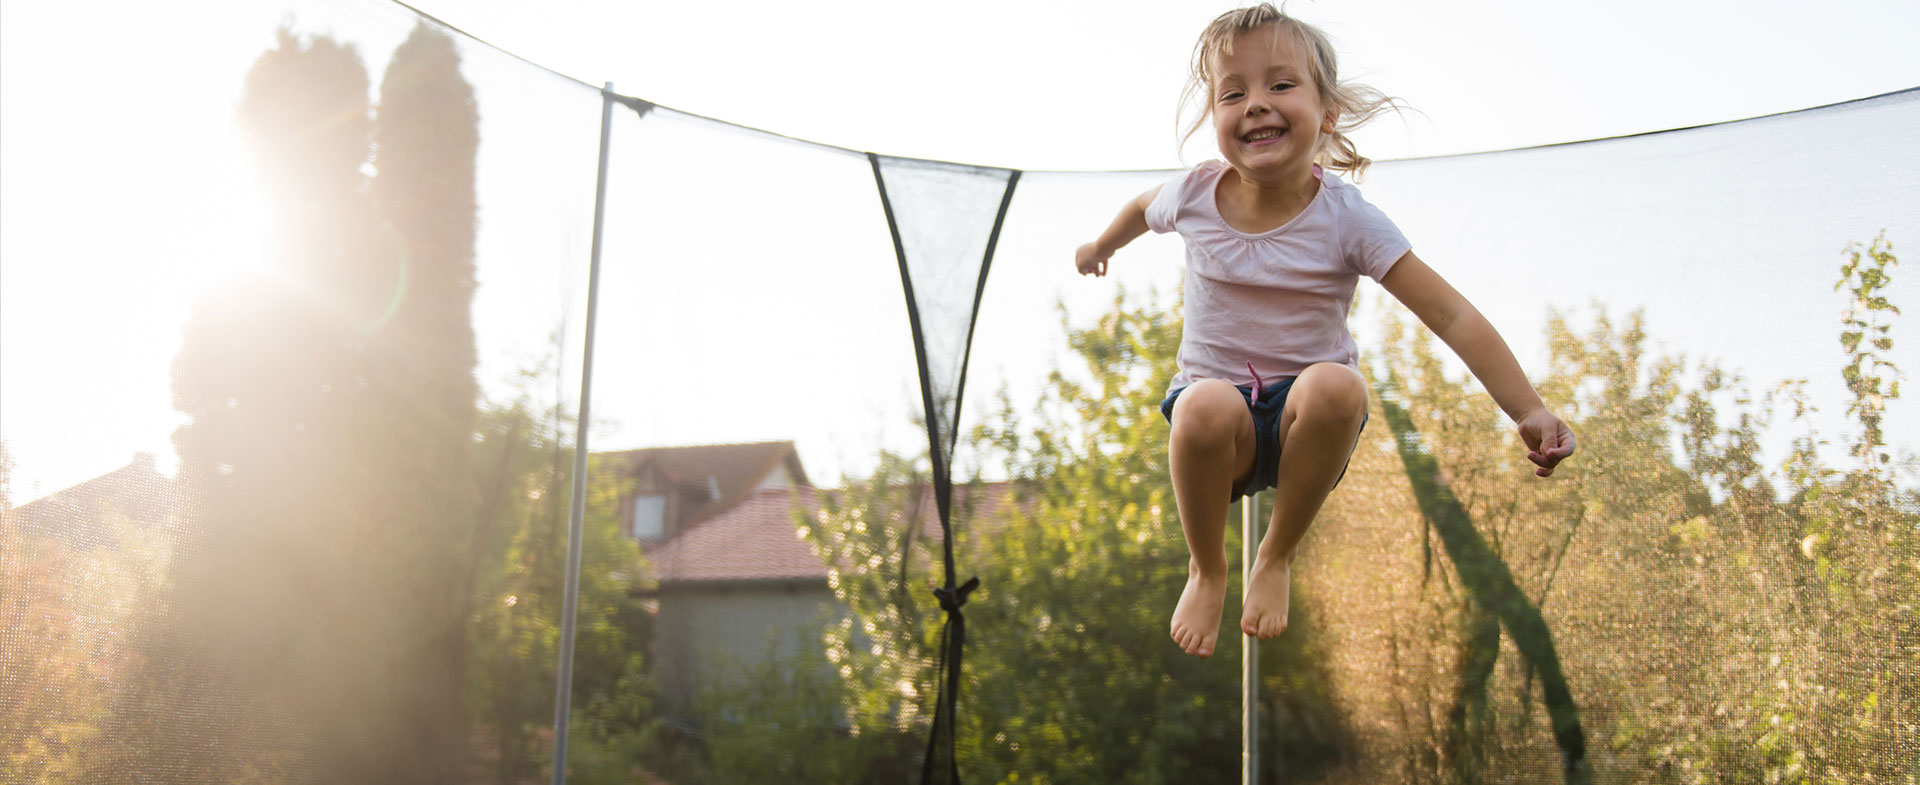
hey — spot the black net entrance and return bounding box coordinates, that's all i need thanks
[2,1,1915,784]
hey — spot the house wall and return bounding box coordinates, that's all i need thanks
[654,581,849,714]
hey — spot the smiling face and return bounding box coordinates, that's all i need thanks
[1209,28,1337,185]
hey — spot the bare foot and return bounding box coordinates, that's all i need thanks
[1240,554,1291,639]
[1171,568,1228,658]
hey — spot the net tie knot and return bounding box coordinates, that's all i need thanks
[934,576,980,612]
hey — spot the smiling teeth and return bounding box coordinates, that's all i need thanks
[1245,130,1284,141]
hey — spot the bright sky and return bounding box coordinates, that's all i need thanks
[409,0,1920,169]
[2,0,1916,503]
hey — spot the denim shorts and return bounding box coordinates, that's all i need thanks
[1160,378,1367,501]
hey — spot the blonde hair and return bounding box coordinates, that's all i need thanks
[1178,3,1402,178]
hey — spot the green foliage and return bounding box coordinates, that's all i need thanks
[953,290,1250,785]
[795,236,1914,783]
[809,450,942,744]
[701,643,902,783]
[464,366,657,785]
[0,475,86,783]
[1836,232,1902,470]
[1373,375,1590,784]
[1533,239,1913,783]
[12,40,1906,778]
[804,289,1359,784]
[1,443,177,784]
[1366,307,1599,783]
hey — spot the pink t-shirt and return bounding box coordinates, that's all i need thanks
[1145,160,1411,392]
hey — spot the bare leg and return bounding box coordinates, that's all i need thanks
[1167,380,1256,658]
[1241,363,1368,638]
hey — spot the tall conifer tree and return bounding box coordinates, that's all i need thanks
[105,23,483,783]
[359,22,482,781]
[97,29,381,783]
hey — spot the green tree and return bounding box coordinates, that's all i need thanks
[463,364,657,785]
[0,441,101,785]
[1792,234,1915,782]
[1835,233,1902,472]
[359,22,484,779]
[793,258,1916,784]
[1,484,176,785]
[952,291,1248,785]
[811,290,1356,784]
[465,375,575,783]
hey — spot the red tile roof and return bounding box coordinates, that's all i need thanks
[645,481,1026,585]
[646,487,826,584]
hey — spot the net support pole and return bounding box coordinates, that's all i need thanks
[551,81,616,785]
[1242,492,1260,785]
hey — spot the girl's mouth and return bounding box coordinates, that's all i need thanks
[1242,128,1287,146]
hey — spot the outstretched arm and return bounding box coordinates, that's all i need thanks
[1076,186,1160,277]
[1379,250,1576,477]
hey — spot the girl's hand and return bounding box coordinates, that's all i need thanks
[1075,243,1110,277]
[1516,409,1576,477]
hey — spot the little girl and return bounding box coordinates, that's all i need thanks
[1076,4,1575,659]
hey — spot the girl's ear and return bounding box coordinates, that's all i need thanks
[1321,106,1339,135]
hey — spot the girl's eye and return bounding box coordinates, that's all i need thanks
[1271,82,1294,91]
[1220,91,1244,102]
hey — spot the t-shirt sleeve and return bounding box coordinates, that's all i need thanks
[1342,189,1413,281]
[1143,168,1194,235]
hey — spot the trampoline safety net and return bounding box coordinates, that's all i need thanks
[2,1,1915,784]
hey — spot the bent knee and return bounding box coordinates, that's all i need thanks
[1170,380,1250,445]
[1296,364,1369,423]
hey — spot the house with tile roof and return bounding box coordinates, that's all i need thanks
[599,441,830,712]
[601,441,810,544]
[643,485,840,713]
[601,441,1021,717]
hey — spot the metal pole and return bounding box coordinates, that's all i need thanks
[1242,492,1260,785]
[551,81,616,785]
